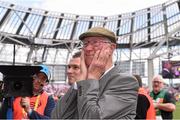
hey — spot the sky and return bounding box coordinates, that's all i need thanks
[3,0,169,16]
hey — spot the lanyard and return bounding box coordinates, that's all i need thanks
[22,95,41,118]
[34,95,40,110]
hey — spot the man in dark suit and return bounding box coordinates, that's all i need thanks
[51,27,139,119]
[162,61,174,78]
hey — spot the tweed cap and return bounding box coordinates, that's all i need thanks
[79,27,117,43]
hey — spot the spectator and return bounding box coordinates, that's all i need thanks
[0,65,55,119]
[134,74,156,120]
[67,51,81,86]
[150,75,176,120]
[51,27,139,119]
[44,52,81,101]
[162,61,174,79]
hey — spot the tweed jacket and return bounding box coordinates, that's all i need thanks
[51,64,139,119]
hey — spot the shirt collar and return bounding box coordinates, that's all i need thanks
[100,65,115,79]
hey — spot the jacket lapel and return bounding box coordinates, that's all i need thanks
[99,65,121,96]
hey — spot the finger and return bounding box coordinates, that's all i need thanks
[80,50,86,71]
[92,50,100,61]
[97,46,109,62]
[90,50,101,68]
[78,50,88,80]
[80,50,85,64]
[103,46,111,59]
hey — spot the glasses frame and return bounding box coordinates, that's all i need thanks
[32,74,47,83]
[82,40,112,48]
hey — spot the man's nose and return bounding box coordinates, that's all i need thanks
[67,68,73,73]
[33,78,40,83]
[83,43,94,50]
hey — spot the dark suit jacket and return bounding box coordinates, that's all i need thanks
[51,65,139,119]
[162,69,173,78]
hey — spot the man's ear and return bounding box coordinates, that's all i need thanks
[110,43,116,51]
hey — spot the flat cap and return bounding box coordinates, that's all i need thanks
[79,27,117,43]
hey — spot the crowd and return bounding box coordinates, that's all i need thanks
[0,27,178,119]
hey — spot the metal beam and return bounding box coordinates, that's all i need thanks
[147,8,151,42]
[5,36,28,46]
[42,46,47,62]
[53,13,64,39]
[26,46,35,62]
[88,16,93,29]
[53,49,58,63]
[148,47,180,59]
[16,8,32,35]
[147,59,154,90]
[70,15,79,40]
[0,4,14,28]
[35,11,48,37]
[148,37,167,59]
[129,12,135,74]
[116,15,121,36]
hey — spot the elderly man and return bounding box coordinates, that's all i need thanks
[150,75,176,120]
[51,27,139,119]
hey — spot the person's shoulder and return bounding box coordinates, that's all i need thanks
[162,89,170,94]
[42,91,54,100]
[42,91,49,96]
[138,94,150,103]
[117,73,137,81]
[138,94,148,100]
[163,90,173,96]
[112,73,138,86]
[160,89,174,99]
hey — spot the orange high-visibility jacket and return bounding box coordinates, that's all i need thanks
[13,91,48,119]
[138,88,156,120]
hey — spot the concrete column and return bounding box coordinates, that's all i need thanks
[147,59,154,91]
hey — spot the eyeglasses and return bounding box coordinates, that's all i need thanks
[153,81,163,84]
[82,40,112,48]
[33,74,47,83]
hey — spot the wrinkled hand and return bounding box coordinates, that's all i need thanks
[76,50,88,81]
[88,45,111,80]
[20,97,31,113]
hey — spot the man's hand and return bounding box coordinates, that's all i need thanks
[20,97,32,114]
[88,45,111,80]
[76,50,88,81]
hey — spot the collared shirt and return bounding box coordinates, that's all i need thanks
[163,68,170,73]
[100,65,114,79]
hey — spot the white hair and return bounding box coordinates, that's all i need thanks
[152,74,164,83]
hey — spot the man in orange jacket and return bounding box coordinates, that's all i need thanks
[134,75,156,120]
[0,65,55,119]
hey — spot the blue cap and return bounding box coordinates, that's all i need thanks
[39,65,50,81]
